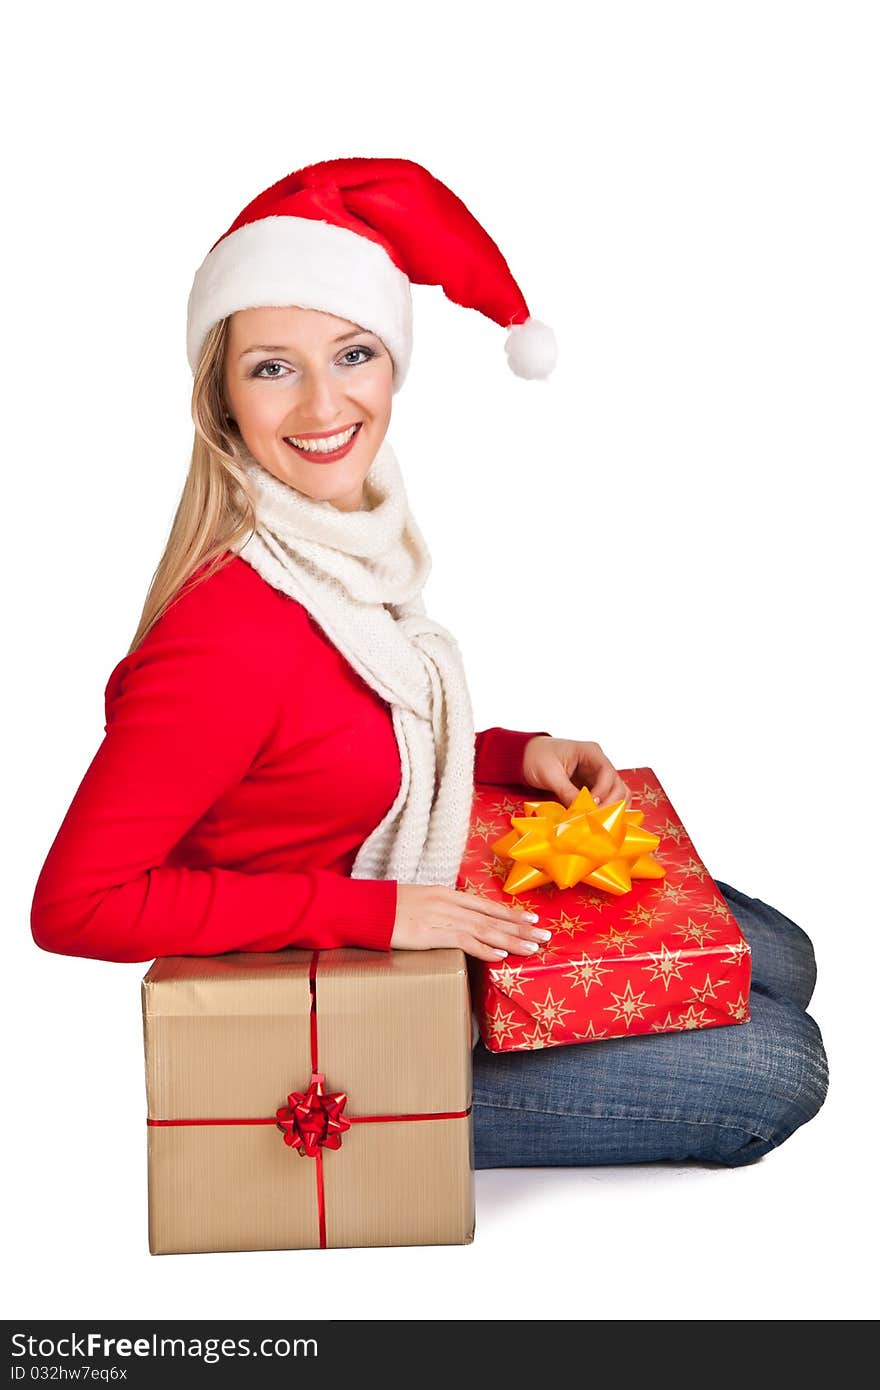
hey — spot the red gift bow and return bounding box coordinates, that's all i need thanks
[275,1071,352,1157]
[147,951,471,1248]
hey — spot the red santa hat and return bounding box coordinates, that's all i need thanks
[186,155,557,391]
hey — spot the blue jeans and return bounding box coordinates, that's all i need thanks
[472,880,829,1168]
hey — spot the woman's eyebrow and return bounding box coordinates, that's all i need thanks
[238,329,375,359]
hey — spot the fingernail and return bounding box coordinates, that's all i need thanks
[524,911,540,923]
[522,941,539,952]
[533,929,552,941]
[493,949,508,957]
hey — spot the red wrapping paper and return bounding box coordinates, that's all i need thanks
[458,767,752,1052]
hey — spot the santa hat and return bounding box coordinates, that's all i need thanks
[186,155,557,391]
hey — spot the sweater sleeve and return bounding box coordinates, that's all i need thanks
[30,578,397,965]
[474,726,552,786]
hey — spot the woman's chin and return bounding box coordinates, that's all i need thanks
[290,474,367,512]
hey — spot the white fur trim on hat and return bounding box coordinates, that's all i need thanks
[186,215,414,390]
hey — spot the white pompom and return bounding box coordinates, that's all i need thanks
[504,317,558,380]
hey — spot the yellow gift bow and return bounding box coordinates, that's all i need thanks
[490,784,666,896]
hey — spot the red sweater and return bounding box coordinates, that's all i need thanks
[31,554,550,964]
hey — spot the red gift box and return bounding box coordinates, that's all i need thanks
[458,767,752,1052]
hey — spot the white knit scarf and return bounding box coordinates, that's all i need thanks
[231,435,476,888]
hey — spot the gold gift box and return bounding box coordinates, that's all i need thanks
[142,947,475,1255]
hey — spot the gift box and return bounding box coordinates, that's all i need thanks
[142,947,474,1254]
[458,767,752,1052]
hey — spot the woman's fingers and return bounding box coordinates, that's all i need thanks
[452,918,546,956]
[456,925,543,960]
[596,775,632,807]
[587,762,617,803]
[474,918,544,954]
[582,747,631,807]
[452,888,539,929]
[462,936,520,963]
[443,891,550,956]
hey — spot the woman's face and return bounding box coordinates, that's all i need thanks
[224,305,394,512]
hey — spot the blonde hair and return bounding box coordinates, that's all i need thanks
[126,316,255,654]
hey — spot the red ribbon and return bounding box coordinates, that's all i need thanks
[147,951,471,1248]
[275,1071,351,1157]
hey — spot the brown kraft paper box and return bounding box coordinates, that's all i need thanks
[142,947,475,1254]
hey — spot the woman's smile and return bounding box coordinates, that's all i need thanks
[283,422,362,463]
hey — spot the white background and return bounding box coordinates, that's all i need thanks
[6,0,877,1322]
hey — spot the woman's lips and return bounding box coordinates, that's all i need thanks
[283,423,362,464]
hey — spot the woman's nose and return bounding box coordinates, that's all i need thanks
[298,371,343,423]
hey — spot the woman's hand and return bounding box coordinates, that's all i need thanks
[391,884,552,961]
[521,736,632,810]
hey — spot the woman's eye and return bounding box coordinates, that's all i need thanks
[342,347,374,365]
[252,361,288,378]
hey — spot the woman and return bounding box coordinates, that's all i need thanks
[31,156,828,1169]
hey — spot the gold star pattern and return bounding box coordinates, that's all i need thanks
[521,1019,555,1049]
[471,815,497,842]
[544,908,592,940]
[672,917,722,948]
[563,954,614,997]
[486,1003,524,1046]
[726,993,750,1021]
[532,987,577,1031]
[604,979,651,1029]
[677,1004,711,1030]
[651,1011,678,1032]
[620,900,661,934]
[554,887,613,918]
[594,925,643,956]
[482,854,511,879]
[489,961,529,998]
[656,816,687,846]
[642,942,691,990]
[721,940,752,967]
[458,876,484,896]
[658,880,696,907]
[532,883,568,909]
[543,935,577,961]
[686,973,718,1004]
[638,785,666,808]
[571,1020,609,1041]
[584,892,615,915]
[681,855,709,882]
[707,898,734,921]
